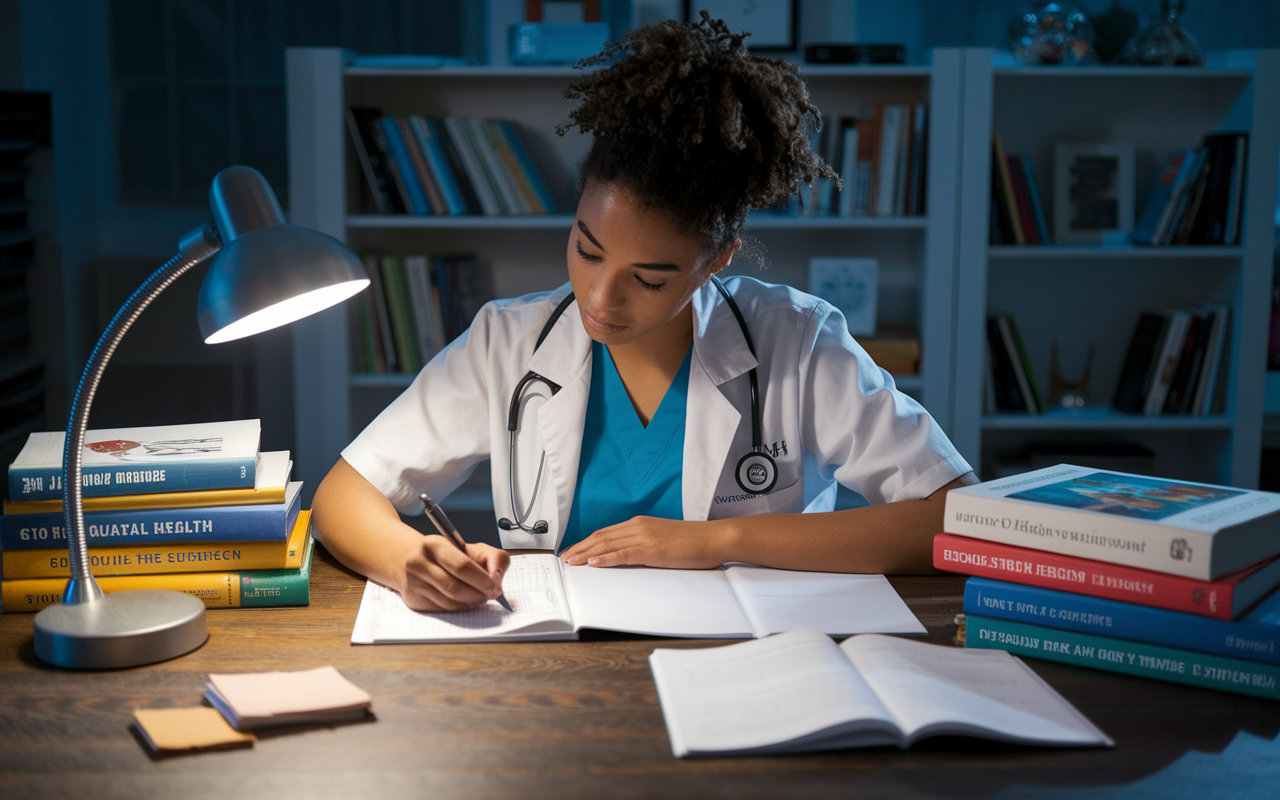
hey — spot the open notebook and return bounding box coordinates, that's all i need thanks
[350,553,926,643]
[650,630,1114,757]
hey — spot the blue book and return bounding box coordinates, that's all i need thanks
[378,117,429,214]
[8,421,259,501]
[408,116,465,215]
[495,120,557,214]
[965,576,1280,666]
[1132,148,1201,245]
[2,482,302,550]
[1019,155,1051,244]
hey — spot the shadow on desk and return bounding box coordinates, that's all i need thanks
[2,544,1279,799]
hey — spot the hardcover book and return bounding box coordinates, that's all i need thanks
[650,629,1112,757]
[944,465,1280,581]
[934,532,1280,620]
[8,420,260,501]
[965,576,1280,665]
[967,614,1280,701]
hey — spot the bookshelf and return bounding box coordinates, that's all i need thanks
[285,48,968,507]
[952,50,1280,486]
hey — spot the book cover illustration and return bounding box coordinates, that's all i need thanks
[1007,472,1243,521]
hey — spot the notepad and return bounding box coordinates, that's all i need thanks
[133,707,255,754]
[649,630,1114,757]
[204,666,373,731]
[350,554,926,643]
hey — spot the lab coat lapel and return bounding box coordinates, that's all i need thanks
[683,279,757,522]
[526,292,591,548]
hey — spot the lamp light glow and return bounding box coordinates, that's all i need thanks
[204,279,369,343]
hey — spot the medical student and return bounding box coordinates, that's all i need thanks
[311,15,976,612]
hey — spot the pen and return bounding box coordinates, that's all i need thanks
[420,493,513,612]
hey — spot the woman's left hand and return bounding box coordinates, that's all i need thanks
[559,516,730,569]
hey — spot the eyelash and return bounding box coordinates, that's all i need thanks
[576,240,665,292]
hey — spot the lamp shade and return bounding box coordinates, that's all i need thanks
[197,167,368,343]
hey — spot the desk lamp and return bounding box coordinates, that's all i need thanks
[33,166,368,669]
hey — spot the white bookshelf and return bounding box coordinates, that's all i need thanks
[951,50,1280,486]
[285,48,968,506]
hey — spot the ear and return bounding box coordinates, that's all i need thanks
[706,239,742,277]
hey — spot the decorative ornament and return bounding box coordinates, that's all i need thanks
[1009,2,1096,65]
[1090,1,1139,64]
[1125,0,1204,66]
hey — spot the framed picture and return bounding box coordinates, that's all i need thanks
[809,257,878,336]
[684,1,798,51]
[1053,143,1135,244]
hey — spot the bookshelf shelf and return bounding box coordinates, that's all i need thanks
[981,412,1234,431]
[288,49,967,498]
[987,245,1244,260]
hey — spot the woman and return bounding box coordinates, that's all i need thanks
[311,15,976,612]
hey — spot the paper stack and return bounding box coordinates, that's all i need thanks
[204,666,373,731]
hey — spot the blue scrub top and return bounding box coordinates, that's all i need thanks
[560,341,692,551]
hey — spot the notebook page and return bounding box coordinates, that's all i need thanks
[649,629,898,757]
[724,567,927,637]
[841,635,1112,746]
[562,564,753,637]
[356,554,574,643]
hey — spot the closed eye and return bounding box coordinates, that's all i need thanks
[575,240,602,263]
[635,274,664,291]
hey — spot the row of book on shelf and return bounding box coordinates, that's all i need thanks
[984,306,1228,416]
[346,109,558,217]
[801,105,928,218]
[989,131,1248,246]
[355,254,494,375]
[1,420,312,612]
[938,464,1280,701]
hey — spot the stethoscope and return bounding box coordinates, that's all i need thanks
[498,276,778,534]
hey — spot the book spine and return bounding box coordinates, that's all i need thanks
[429,118,483,215]
[966,614,1280,701]
[934,533,1238,619]
[379,255,423,373]
[853,118,874,216]
[944,489,1217,580]
[444,117,502,215]
[892,106,910,215]
[8,459,256,502]
[837,120,859,217]
[965,577,1280,665]
[355,287,378,373]
[403,254,439,361]
[483,120,540,214]
[1143,311,1190,415]
[372,117,417,214]
[874,106,901,216]
[496,120,557,213]
[467,118,524,214]
[992,132,1024,245]
[1007,156,1039,245]
[344,108,391,214]
[985,317,1022,411]
[1192,307,1228,415]
[1226,135,1248,244]
[1171,154,1210,245]
[1112,313,1167,413]
[365,255,400,372]
[1162,313,1203,414]
[996,315,1035,413]
[397,117,445,216]
[1020,155,1050,243]
[411,116,465,215]
[1007,316,1046,412]
[1,497,297,550]
[3,540,296,579]
[379,117,429,214]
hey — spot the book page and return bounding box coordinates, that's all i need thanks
[649,629,898,757]
[724,566,927,637]
[353,554,574,643]
[562,564,753,637]
[841,635,1112,746]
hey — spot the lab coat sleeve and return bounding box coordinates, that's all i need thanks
[341,304,500,515]
[799,304,971,505]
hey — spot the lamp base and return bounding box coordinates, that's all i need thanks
[33,589,207,669]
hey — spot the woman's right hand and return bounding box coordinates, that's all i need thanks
[400,537,510,612]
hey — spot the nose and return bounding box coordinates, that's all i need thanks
[589,266,628,312]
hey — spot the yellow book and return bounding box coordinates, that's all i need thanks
[2,509,309,580]
[2,517,313,613]
[2,450,290,515]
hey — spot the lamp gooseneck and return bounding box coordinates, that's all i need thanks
[59,224,222,605]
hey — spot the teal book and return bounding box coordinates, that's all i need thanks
[966,614,1280,700]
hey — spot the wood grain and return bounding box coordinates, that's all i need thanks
[2,545,1279,799]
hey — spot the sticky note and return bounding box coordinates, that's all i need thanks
[133,707,255,754]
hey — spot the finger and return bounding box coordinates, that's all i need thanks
[421,558,492,606]
[469,544,510,588]
[402,580,472,612]
[586,545,642,568]
[429,537,500,597]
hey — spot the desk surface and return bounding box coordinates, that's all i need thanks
[3,546,1280,800]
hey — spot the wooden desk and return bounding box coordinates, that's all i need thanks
[3,546,1279,799]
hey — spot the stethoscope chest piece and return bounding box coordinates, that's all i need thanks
[735,450,778,495]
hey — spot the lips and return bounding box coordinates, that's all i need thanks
[583,309,627,333]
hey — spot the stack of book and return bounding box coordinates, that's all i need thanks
[935,465,1280,700]
[800,105,928,218]
[346,109,558,217]
[988,132,1050,245]
[984,313,1047,414]
[1,420,312,612]
[355,253,493,375]
[1112,305,1229,416]
[1132,133,1248,246]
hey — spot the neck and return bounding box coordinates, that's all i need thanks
[607,299,695,375]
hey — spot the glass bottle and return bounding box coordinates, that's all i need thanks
[1127,0,1204,66]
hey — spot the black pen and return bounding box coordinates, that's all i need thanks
[420,493,513,612]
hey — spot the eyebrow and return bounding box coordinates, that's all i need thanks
[576,220,682,273]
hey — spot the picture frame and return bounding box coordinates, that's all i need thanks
[683,0,798,51]
[809,257,878,336]
[1053,143,1136,245]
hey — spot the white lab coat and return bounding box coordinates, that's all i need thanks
[342,276,971,551]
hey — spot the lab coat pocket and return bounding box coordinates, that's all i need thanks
[707,478,806,520]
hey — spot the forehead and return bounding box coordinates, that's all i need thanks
[576,182,706,264]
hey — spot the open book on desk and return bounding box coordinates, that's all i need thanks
[350,554,926,643]
[650,630,1114,757]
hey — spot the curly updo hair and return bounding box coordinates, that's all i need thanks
[558,13,836,258]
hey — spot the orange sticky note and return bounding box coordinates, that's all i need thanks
[133,707,255,754]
